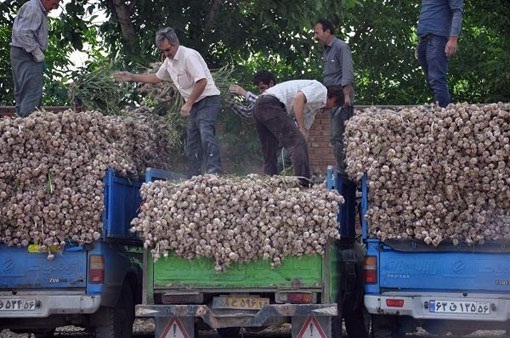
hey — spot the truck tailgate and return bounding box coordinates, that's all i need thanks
[0,245,86,289]
[153,253,324,289]
[371,241,510,293]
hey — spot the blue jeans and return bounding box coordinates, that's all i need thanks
[186,95,222,178]
[10,46,44,117]
[417,34,450,107]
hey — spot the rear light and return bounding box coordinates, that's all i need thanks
[275,291,315,304]
[89,255,104,283]
[364,256,377,284]
[386,299,405,308]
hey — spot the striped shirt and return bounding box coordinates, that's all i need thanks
[11,0,49,53]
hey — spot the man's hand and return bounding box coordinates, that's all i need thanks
[344,95,352,109]
[32,48,44,63]
[229,84,247,97]
[299,126,309,140]
[112,71,133,82]
[445,36,458,57]
[181,102,192,117]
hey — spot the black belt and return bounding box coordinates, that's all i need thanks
[420,33,433,41]
[258,95,280,102]
[258,95,285,108]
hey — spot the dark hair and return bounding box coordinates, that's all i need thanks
[316,18,335,35]
[155,27,180,47]
[252,70,276,86]
[327,85,344,106]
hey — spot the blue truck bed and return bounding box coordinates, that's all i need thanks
[0,168,144,336]
[358,173,510,336]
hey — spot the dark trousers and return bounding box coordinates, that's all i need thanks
[10,46,43,118]
[417,34,450,107]
[330,105,354,174]
[186,95,223,178]
[253,95,311,185]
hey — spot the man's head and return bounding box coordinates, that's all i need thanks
[252,70,276,93]
[155,27,180,59]
[42,0,61,12]
[314,18,335,46]
[326,85,345,108]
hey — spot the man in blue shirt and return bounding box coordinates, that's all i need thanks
[10,0,61,117]
[417,0,464,107]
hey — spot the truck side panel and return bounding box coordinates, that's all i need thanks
[102,167,143,239]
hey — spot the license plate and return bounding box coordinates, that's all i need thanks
[212,296,270,310]
[429,300,491,314]
[0,298,37,311]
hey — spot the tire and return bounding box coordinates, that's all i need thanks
[95,283,135,338]
[371,315,405,338]
[33,329,55,338]
[330,314,343,338]
[340,241,368,338]
[344,305,369,338]
[216,327,241,337]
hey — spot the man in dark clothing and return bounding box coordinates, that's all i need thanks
[416,0,464,107]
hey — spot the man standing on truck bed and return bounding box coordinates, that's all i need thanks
[10,0,61,118]
[314,18,355,175]
[416,0,464,107]
[315,18,368,338]
[252,78,343,187]
[114,27,223,178]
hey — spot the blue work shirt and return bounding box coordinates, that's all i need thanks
[417,0,464,38]
[11,0,49,53]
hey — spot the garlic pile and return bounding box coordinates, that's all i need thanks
[131,174,343,271]
[345,103,509,245]
[0,110,170,248]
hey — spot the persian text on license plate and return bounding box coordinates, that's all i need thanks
[0,298,37,311]
[212,296,270,310]
[429,300,490,314]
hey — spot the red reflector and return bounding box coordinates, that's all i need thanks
[287,293,313,304]
[364,270,377,284]
[386,299,404,308]
[364,256,377,284]
[89,255,104,283]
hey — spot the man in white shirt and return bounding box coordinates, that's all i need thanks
[114,27,222,178]
[253,80,343,186]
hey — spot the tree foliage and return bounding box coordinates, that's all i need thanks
[0,0,508,174]
[0,0,508,106]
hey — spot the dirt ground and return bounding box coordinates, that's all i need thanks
[0,319,507,337]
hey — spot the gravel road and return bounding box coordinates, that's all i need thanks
[0,320,507,338]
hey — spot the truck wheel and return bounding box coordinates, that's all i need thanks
[371,315,405,338]
[33,329,55,338]
[344,305,369,338]
[95,283,135,338]
[331,315,343,338]
[216,327,240,337]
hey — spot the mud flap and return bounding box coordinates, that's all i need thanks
[155,316,194,338]
[291,316,332,338]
